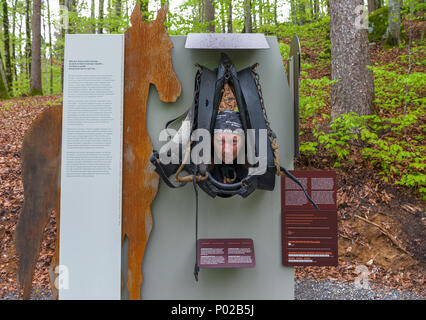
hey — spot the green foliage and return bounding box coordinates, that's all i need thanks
[278,42,290,60]
[299,58,426,199]
[368,5,408,44]
[299,76,334,121]
[300,141,318,156]
[368,6,389,43]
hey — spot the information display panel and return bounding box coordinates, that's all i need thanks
[197,239,256,268]
[59,34,124,300]
[281,171,338,267]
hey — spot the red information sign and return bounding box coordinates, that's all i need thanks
[197,238,256,268]
[282,171,338,266]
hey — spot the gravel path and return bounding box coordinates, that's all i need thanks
[295,278,425,300]
[1,279,424,300]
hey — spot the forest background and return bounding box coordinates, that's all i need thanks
[0,0,425,298]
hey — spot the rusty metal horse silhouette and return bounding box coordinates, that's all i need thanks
[14,4,181,300]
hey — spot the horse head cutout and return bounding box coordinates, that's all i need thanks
[126,3,181,102]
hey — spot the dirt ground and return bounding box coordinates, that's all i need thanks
[0,94,424,299]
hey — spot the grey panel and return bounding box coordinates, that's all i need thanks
[121,36,294,300]
[185,33,270,49]
[289,35,301,158]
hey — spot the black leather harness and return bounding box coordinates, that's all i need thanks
[150,53,318,281]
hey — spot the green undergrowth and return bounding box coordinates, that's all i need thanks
[278,20,426,200]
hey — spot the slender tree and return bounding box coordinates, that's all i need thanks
[30,0,42,95]
[98,0,104,33]
[290,0,296,24]
[25,0,31,79]
[91,0,95,33]
[220,0,226,33]
[259,0,263,27]
[244,0,252,32]
[139,0,149,21]
[11,0,18,82]
[329,0,374,118]
[387,0,401,46]
[314,0,319,19]
[204,0,215,32]
[297,0,306,25]
[2,0,12,89]
[115,0,122,32]
[252,0,256,31]
[368,0,376,13]
[274,0,278,25]
[47,0,53,94]
[0,52,10,99]
[227,0,233,33]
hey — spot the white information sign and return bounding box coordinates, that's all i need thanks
[59,34,124,300]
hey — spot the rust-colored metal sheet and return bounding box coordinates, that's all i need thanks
[122,4,181,300]
[14,3,181,300]
[14,106,62,300]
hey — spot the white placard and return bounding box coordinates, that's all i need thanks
[59,34,124,300]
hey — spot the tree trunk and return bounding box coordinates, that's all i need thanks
[274,0,278,25]
[91,0,95,33]
[47,0,53,94]
[252,1,256,31]
[3,0,12,89]
[220,0,226,33]
[25,0,31,79]
[298,0,306,25]
[115,0,121,18]
[11,0,17,82]
[30,0,42,95]
[329,0,374,119]
[290,0,296,24]
[140,0,149,22]
[204,0,215,32]
[106,0,112,33]
[259,0,263,27]
[18,5,23,84]
[227,0,232,33]
[98,0,104,33]
[0,52,10,99]
[42,9,48,94]
[387,0,401,46]
[367,0,375,13]
[314,0,319,19]
[115,0,122,32]
[244,0,252,33]
[65,0,75,34]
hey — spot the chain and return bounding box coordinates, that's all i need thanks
[251,66,276,141]
[250,65,285,177]
[194,64,202,109]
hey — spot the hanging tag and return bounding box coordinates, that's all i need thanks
[197,238,256,269]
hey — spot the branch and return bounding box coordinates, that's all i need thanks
[354,214,412,256]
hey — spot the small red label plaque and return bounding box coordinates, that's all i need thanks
[282,171,338,267]
[197,238,256,268]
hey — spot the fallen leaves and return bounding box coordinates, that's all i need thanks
[0,95,61,299]
[0,90,424,299]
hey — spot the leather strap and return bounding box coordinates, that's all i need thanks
[150,151,186,189]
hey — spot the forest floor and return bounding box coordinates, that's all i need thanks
[0,23,425,299]
[289,18,425,298]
